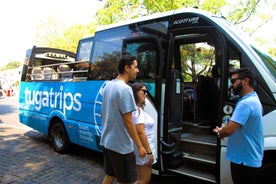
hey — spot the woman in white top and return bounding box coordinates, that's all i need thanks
[131,82,157,184]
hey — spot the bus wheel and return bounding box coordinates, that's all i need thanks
[51,121,71,154]
[255,163,276,184]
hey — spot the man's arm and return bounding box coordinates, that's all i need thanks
[213,120,240,139]
[123,112,147,158]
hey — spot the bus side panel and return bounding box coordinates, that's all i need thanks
[263,110,276,156]
[62,119,103,152]
[263,110,276,139]
[18,108,50,134]
[220,147,232,184]
[18,81,106,151]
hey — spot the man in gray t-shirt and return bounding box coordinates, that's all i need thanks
[100,55,146,184]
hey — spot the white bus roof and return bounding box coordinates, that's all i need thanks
[96,8,216,32]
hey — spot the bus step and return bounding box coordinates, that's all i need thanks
[182,122,212,135]
[168,161,218,183]
[180,133,217,146]
[182,152,216,165]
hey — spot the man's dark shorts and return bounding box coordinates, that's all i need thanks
[103,147,137,183]
[231,162,260,184]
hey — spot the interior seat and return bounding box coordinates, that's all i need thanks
[43,67,55,80]
[31,67,44,80]
[58,64,72,81]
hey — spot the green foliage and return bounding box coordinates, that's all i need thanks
[96,0,142,25]
[143,0,184,13]
[34,16,97,54]
[0,61,21,71]
[48,22,97,53]
[33,16,67,47]
[181,43,215,82]
[268,48,276,59]
[200,0,227,14]
[96,0,228,25]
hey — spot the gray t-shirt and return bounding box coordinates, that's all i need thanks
[100,79,137,154]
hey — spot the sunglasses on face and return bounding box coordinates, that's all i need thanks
[230,77,244,84]
[140,89,148,94]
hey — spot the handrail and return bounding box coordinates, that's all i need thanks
[30,60,89,69]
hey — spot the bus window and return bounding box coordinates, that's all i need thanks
[252,46,276,79]
[76,39,93,62]
[226,45,241,101]
[124,39,158,99]
[88,27,130,80]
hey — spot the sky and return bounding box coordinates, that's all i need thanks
[0,0,275,68]
[0,0,104,67]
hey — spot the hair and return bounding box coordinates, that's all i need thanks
[131,82,146,109]
[117,55,137,74]
[231,67,255,87]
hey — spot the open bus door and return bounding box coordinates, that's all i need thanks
[159,24,231,183]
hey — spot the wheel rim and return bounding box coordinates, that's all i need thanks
[54,128,64,148]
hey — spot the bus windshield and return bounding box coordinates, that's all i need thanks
[251,46,276,80]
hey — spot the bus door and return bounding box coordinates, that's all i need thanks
[160,27,231,183]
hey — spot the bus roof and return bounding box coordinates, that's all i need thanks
[95,8,217,32]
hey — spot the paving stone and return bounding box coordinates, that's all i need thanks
[0,125,105,184]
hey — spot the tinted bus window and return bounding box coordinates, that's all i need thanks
[88,27,131,80]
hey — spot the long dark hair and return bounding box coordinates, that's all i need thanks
[131,82,146,109]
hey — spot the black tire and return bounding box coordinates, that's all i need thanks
[255,163,276,184]
[50,121,71,154]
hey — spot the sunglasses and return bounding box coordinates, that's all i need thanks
[140,89,148,94]
[230,77,244,84]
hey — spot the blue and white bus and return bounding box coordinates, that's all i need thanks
[19,8,276,184]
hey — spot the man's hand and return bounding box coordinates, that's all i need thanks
[213,126,221,133]
[213,126,223,139]
[213,121,240,139]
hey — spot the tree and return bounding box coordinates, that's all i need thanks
[96,0,228,25]
[33,16,98,54]
[0,61,21,71]
[48,22,97,53]
[226,0,276,56]
[33,16,67,47]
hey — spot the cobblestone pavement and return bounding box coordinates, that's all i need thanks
[0,96,106,184]
[0,123,105,184]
